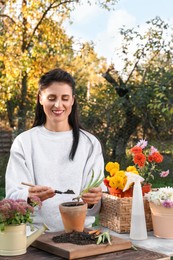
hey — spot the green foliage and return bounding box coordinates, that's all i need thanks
[0,6,172,189]
[96,16,173,161]
[0,153,9,191]
[96,231,112,245]
[0,0,112,130]
[0,187,5,200]
[0,197,42,231]
[72,170,104,201]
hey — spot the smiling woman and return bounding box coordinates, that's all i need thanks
[5,68,106,232]
[39,82,74,132]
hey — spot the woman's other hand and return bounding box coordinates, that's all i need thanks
[81,186,102,205]
[28,185,55,201]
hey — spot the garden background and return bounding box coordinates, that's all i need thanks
[0,0,173,199]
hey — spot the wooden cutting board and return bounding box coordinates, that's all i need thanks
[31,230,132,259]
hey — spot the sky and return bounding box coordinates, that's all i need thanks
[64,0,173,68]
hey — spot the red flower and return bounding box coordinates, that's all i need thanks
[104,178,110,188]
[129,139,169,184]
[133,153,146,167]
[151,152,163,163]
[147,155,153,162]
[131,146,142,154]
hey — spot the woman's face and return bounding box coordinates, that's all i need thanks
[39,82,74,131]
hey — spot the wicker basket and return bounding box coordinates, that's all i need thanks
[99,192,153,233]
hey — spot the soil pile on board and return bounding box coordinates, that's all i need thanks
[52,231,98,245]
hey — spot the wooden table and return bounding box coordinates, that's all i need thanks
[0,245,168,260]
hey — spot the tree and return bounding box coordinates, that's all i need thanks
[102,17,173,162]
[0,0,118,132]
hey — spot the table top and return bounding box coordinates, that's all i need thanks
[101,228,173,257]
[0,227,172,260]
[0,245,168,260]
[0,228,171,260]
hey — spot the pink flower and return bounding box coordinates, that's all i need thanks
[29,196,42,209]
[0,197,42,230]
[162,200,173,208]
[160,170,170,177]
[149,146,158,155]
[136,139,148,149]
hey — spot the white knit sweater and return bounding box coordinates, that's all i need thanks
[5,126,105,232]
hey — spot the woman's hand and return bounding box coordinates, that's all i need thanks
[81,186,102,205]
[28,185,55,202]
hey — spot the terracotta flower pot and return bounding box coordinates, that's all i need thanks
[108,183,151,198]
[108,187,133,198]
[149,202,173,238]
[59,201,87,233]
[142,183,152,196]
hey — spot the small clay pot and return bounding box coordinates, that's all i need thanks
[59,202,87,233]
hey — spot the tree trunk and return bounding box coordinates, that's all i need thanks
[6,100,16,128]
[17,72,28,132]
[102,69,141,162]
[112,114,141,163]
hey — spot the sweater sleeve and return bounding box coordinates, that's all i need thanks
[5,136,33,201]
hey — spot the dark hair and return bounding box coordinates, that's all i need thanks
[32,68,81,160]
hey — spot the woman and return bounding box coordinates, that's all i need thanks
[5,68,105,232]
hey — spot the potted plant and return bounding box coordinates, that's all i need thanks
[0,196,42,231]
[0,196,45,256]
[130,139,169,187]
[104,139,169,196]
[59,170,103,233]
[145,187,173,238]
[104,162,139,197]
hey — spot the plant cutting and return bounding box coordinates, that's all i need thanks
[96,231,112,245]
[0,196,42,231]
[88,229,112,245]
[73,169,104,201]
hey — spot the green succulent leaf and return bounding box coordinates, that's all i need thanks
[96,231,112,245]
[72,169,104,201]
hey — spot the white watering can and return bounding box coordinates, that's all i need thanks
[0,223,48,256]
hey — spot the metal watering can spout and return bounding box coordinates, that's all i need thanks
[27,223,49,247]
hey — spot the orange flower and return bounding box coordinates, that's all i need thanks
[133,153,146,167]
[129,139,169,184]
[103,178,110,187]
[131,146,142,154]
[148,152,163,163]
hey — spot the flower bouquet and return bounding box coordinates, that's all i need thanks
[104,162,139,197]
[0,196,42,231]
[104,139,169,197]
[130,139,169,184]
[145,187,173,208]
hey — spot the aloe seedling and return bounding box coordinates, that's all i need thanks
[96,231,112,245]
[72,169,104,201]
